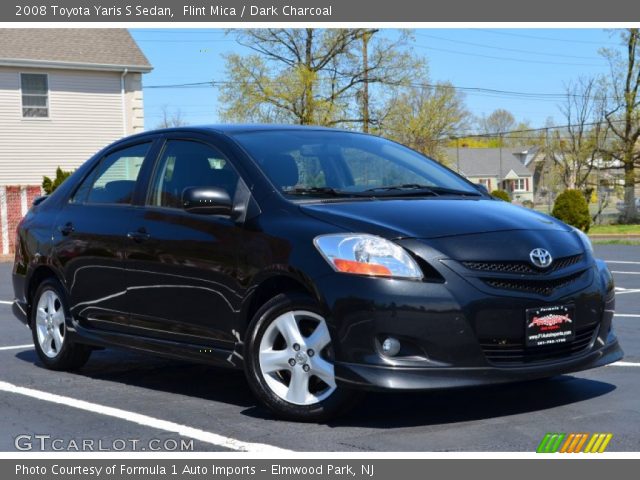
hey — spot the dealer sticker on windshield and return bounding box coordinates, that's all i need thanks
[526,305,575,347]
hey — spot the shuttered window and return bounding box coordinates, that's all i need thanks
[21,73,49,118]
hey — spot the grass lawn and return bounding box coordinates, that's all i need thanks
[589,224,640,235]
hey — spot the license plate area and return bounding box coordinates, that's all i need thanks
[525,305,575,348]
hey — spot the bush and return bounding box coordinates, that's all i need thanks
[42,167,73,195]
[491,189,510,202]
[522,200,534,209]
[552,189,591,232]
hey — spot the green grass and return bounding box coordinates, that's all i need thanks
[589,224,640,235]
[591,239,640,245]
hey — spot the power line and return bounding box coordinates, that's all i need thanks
[473,29,619,46]
[414,32,604,61]
[413,44,605,67]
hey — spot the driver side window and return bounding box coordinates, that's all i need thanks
[149,140,239,209]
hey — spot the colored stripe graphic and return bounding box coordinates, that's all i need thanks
[538,433,613,453]
[537,433,565,453]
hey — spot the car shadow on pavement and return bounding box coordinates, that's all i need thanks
[16,349,616,428]
[323,376,616,428]
[15,349,256,409]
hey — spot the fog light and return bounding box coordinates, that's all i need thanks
[381,337,401,357]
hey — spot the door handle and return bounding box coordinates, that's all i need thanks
[58,222,74,236]
[127,229,151,243]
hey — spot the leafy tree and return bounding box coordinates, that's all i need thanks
[219,29,423,127]
[491,189,511,202]
[478,109,516,136]
[552,189,591,232]
[379,82,469,159]
[42,167,73,194]
[599,29,640,222]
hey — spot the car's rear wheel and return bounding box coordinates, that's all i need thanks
[244,293,360,421]
[31,278,91,370]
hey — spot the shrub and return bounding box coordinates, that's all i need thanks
[552,189,591,232]
[491,189,510,202]
[42,167,73,195]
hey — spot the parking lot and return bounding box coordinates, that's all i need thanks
[0,245,638,452]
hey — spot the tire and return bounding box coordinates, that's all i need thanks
[30,278,92,371]
[244,293,361,422]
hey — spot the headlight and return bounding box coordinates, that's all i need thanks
[314,234,423,279]
[572,227,593,254]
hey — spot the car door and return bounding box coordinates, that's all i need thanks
[52,140,156,332]
[125,136,245,348]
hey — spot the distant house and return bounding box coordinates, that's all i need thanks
[445,147,535,203]
[0,28,152,255]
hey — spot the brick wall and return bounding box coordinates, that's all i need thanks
[0,185,42,255]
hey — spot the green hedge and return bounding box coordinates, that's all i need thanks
[491,189,510,202]
[552,189,591,232]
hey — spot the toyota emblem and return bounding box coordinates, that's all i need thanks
[529,248,553,268]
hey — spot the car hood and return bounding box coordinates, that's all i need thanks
[300,198,570,239]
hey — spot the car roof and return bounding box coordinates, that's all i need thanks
[129,124,353,139]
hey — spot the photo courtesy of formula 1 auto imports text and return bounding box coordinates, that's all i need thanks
[0,1,639,479]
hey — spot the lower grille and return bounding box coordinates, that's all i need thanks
[480,324,598,365]
[483,270,586,296]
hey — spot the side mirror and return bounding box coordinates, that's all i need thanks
[475,184,489,195]
[182,187,232,215]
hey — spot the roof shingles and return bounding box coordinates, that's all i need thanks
[444,147,532,178]
[0,29,151,71]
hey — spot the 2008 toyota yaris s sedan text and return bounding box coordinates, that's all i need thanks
[12,125,623,421]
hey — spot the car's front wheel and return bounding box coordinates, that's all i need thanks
[245,293,360,421]
[31,278,92,370]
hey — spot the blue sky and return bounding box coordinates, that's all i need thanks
[129,28,619,132]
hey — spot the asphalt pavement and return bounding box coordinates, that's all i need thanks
[0,245,638,452]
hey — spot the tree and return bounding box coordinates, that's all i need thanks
[550,77,609,191]
[219,29,423,127]
[600,29,640,222]
[478,109,516,136]
[157,106,187,128]
[379,83,469,159]
[42,167,72,194]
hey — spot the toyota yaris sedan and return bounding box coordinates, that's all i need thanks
[12,125,623,421]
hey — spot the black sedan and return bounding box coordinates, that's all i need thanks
[12,125,623,421]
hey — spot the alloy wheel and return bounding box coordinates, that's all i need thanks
[35,289,66,358]
[258,310,336,405]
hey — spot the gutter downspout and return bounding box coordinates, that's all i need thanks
[120,68,128,136]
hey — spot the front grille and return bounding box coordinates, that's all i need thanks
[480,324,598,365]
[483,270,586,296]
[463,254,583,275]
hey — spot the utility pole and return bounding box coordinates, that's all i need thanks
[360,29,378,133]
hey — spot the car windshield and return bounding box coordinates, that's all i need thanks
[232,130,480,198]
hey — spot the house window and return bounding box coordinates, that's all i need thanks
[21,73,49,118]
[513,178,527,191]
[478,178,491,190]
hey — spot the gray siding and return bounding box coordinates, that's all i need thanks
[0,66,143,186]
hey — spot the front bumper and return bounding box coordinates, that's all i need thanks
[335,334,623,390]
[313,252,622,391]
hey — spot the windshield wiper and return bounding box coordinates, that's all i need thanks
[361,184,440,196]
[285,186,352,197]
[427,186,481,197]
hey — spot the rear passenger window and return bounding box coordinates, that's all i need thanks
[149,140,239,209]
[72,143,150,205]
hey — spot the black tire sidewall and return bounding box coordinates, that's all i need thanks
[244,292,357,422]
[30,278,87,370]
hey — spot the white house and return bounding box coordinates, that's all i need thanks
[0,28,152,255]
[444,147,535,203]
